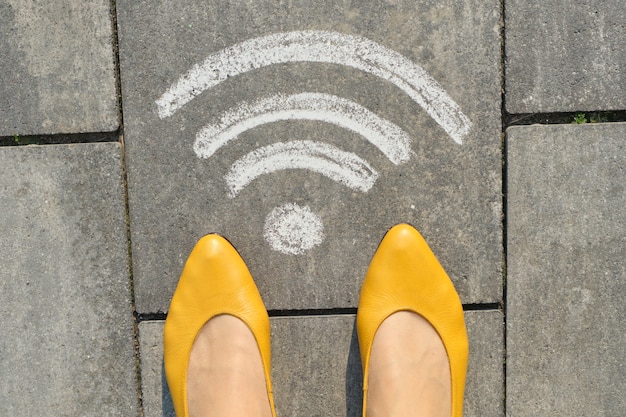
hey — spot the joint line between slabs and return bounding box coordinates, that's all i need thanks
[0,131,120,146]
[505,109,626,126]
[135,303,502,322]
[501,0,509,411]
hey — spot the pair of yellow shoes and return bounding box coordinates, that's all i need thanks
[164,224,468,417]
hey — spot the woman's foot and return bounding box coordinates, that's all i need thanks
[366,311,451,417]
[187,315,273,417]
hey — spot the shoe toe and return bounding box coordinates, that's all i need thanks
[357,223,468,417]
[164,234,275,417]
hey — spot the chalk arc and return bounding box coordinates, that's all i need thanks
[194,93,411,164]
[225,140,378,198]
[156,31,471,144]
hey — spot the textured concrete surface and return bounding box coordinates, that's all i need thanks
[505,0,626,113]
[117,0,503,314]
[3,1,625,415]
[0,144,137,416]
[0,0,118,135]
[138,322,175,417]
[507,124,626,416]
[139,311,503,417]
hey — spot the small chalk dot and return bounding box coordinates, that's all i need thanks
[263,203,325,255]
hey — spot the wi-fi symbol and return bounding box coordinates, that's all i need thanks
[156,30,471,255]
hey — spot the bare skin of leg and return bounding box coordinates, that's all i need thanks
[186,315,273,417]
[366,311,451,417]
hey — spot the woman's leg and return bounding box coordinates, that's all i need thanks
[187,315,273,417]
[366,311,451,417]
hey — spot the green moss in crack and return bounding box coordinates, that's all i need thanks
[573,113,588,124]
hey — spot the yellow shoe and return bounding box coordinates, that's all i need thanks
[356,224,468,417]
[164,234,276,417]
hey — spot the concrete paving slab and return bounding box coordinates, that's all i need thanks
[0,143,137,416]
[464,311,505,417]
[506,124,626,416]
[117,0,503,313]
[505,0,626,113]
[139,310,503,417]
[0,0,118,135]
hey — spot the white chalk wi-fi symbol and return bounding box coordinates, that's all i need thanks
[156,31,471,255]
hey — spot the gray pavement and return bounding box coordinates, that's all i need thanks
[0,143,137,416]
[0,1,624,416]
[117,0,503,313]
[505,0,625,113]
[0,0,118,136]
[506,124,626,416]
